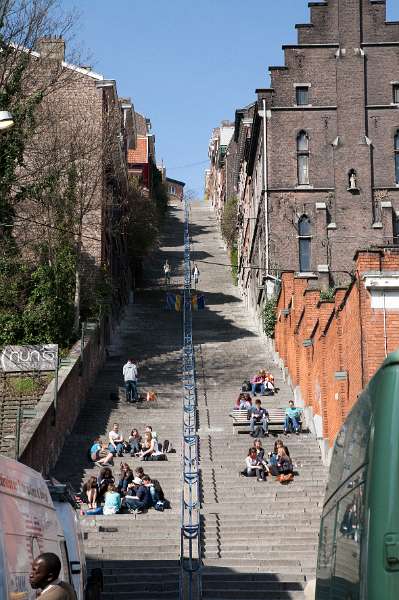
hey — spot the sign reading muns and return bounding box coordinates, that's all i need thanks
[0,345,58,373]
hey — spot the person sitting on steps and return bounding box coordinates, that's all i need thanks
[89,436,102,462]
[139,431,157,461]
[134,466,146,483]
[145,424,158,443]
[82,476,98,509]
[269,439,290,468]
[117,462,133,495]
[269,446,293,479]
[243,447,267,481]
[263,372,275,395]
[250,399,269,437]
[235,392,246,409]
[103,483,121,515]
[251,372,264,396]
[108,423,125,457]
[124,476,152,513]
[254,438,269,479]
[97,467,114,499]
[91,435,114,467]
[284,400,303,435]
[128,428,142,456]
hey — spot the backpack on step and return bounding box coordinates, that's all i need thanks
[241,381,251,392]
[151,479,165,501]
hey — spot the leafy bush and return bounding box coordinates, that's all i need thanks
[231,246,238,286]
[8,376,50,396]
[0,244,76,347]
[263,297,277,338]
[221,196,238,249]
[320,287,335,302]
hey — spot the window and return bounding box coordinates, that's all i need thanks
[395,131,399,184]
[297,131,310,185]
[296,86,309,106]
[333,484,364,598]
[393,84,399,104]
[317,507,336,598]
[393,213,399,245]
[298,215,311,272]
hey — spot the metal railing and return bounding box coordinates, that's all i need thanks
[179,198,202,600]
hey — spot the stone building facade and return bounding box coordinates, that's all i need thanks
[208,0,399,324]
[205,122,234,222]
[14,37,138,316]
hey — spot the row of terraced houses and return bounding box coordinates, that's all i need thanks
[205,0,399,459]
[12,36,183,325]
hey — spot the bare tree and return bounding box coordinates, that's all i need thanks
[12,82,128,333]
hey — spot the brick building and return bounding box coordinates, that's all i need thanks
[14,37,138,316]
[274,247,399,462]
[127,112,156,194]
[166,177,185,202]
[207,0,399,326]
[205,122,234,222]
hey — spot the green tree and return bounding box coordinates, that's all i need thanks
[0,1,80,347]
[221,196,238,249]
[263,297,277,338]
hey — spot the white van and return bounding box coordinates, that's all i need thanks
[0,455,99,600]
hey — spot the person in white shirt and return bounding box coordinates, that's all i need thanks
[163,260,171,285]
[192,264,200,288]
[108,423,124,457]
[123,358,138,402]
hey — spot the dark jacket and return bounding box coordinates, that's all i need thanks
[277,456,293,474]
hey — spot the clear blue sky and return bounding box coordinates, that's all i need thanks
[63,0,399,197]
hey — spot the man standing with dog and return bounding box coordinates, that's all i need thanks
[123,357,138,402]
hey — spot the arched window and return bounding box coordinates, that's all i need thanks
[298,215,311,272]
[395,131,399,184]
[297,131,310,185]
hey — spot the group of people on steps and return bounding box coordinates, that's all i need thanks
[79,356,173,515]
[238,368,305,483]
[243,438,294,483]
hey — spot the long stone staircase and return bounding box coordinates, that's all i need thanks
[53,201,187,600]
[52,199,327,599]
[191,201,328,599]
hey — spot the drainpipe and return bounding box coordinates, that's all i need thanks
[262,98,269,277]
[382,291,388,358]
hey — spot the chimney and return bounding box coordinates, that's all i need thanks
[36,36,65,62]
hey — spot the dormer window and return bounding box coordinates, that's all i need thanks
[295,86,310,106]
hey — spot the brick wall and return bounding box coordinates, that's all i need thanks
[19,322,106,474]
[275,248,399,452]
[235,0,399,324]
